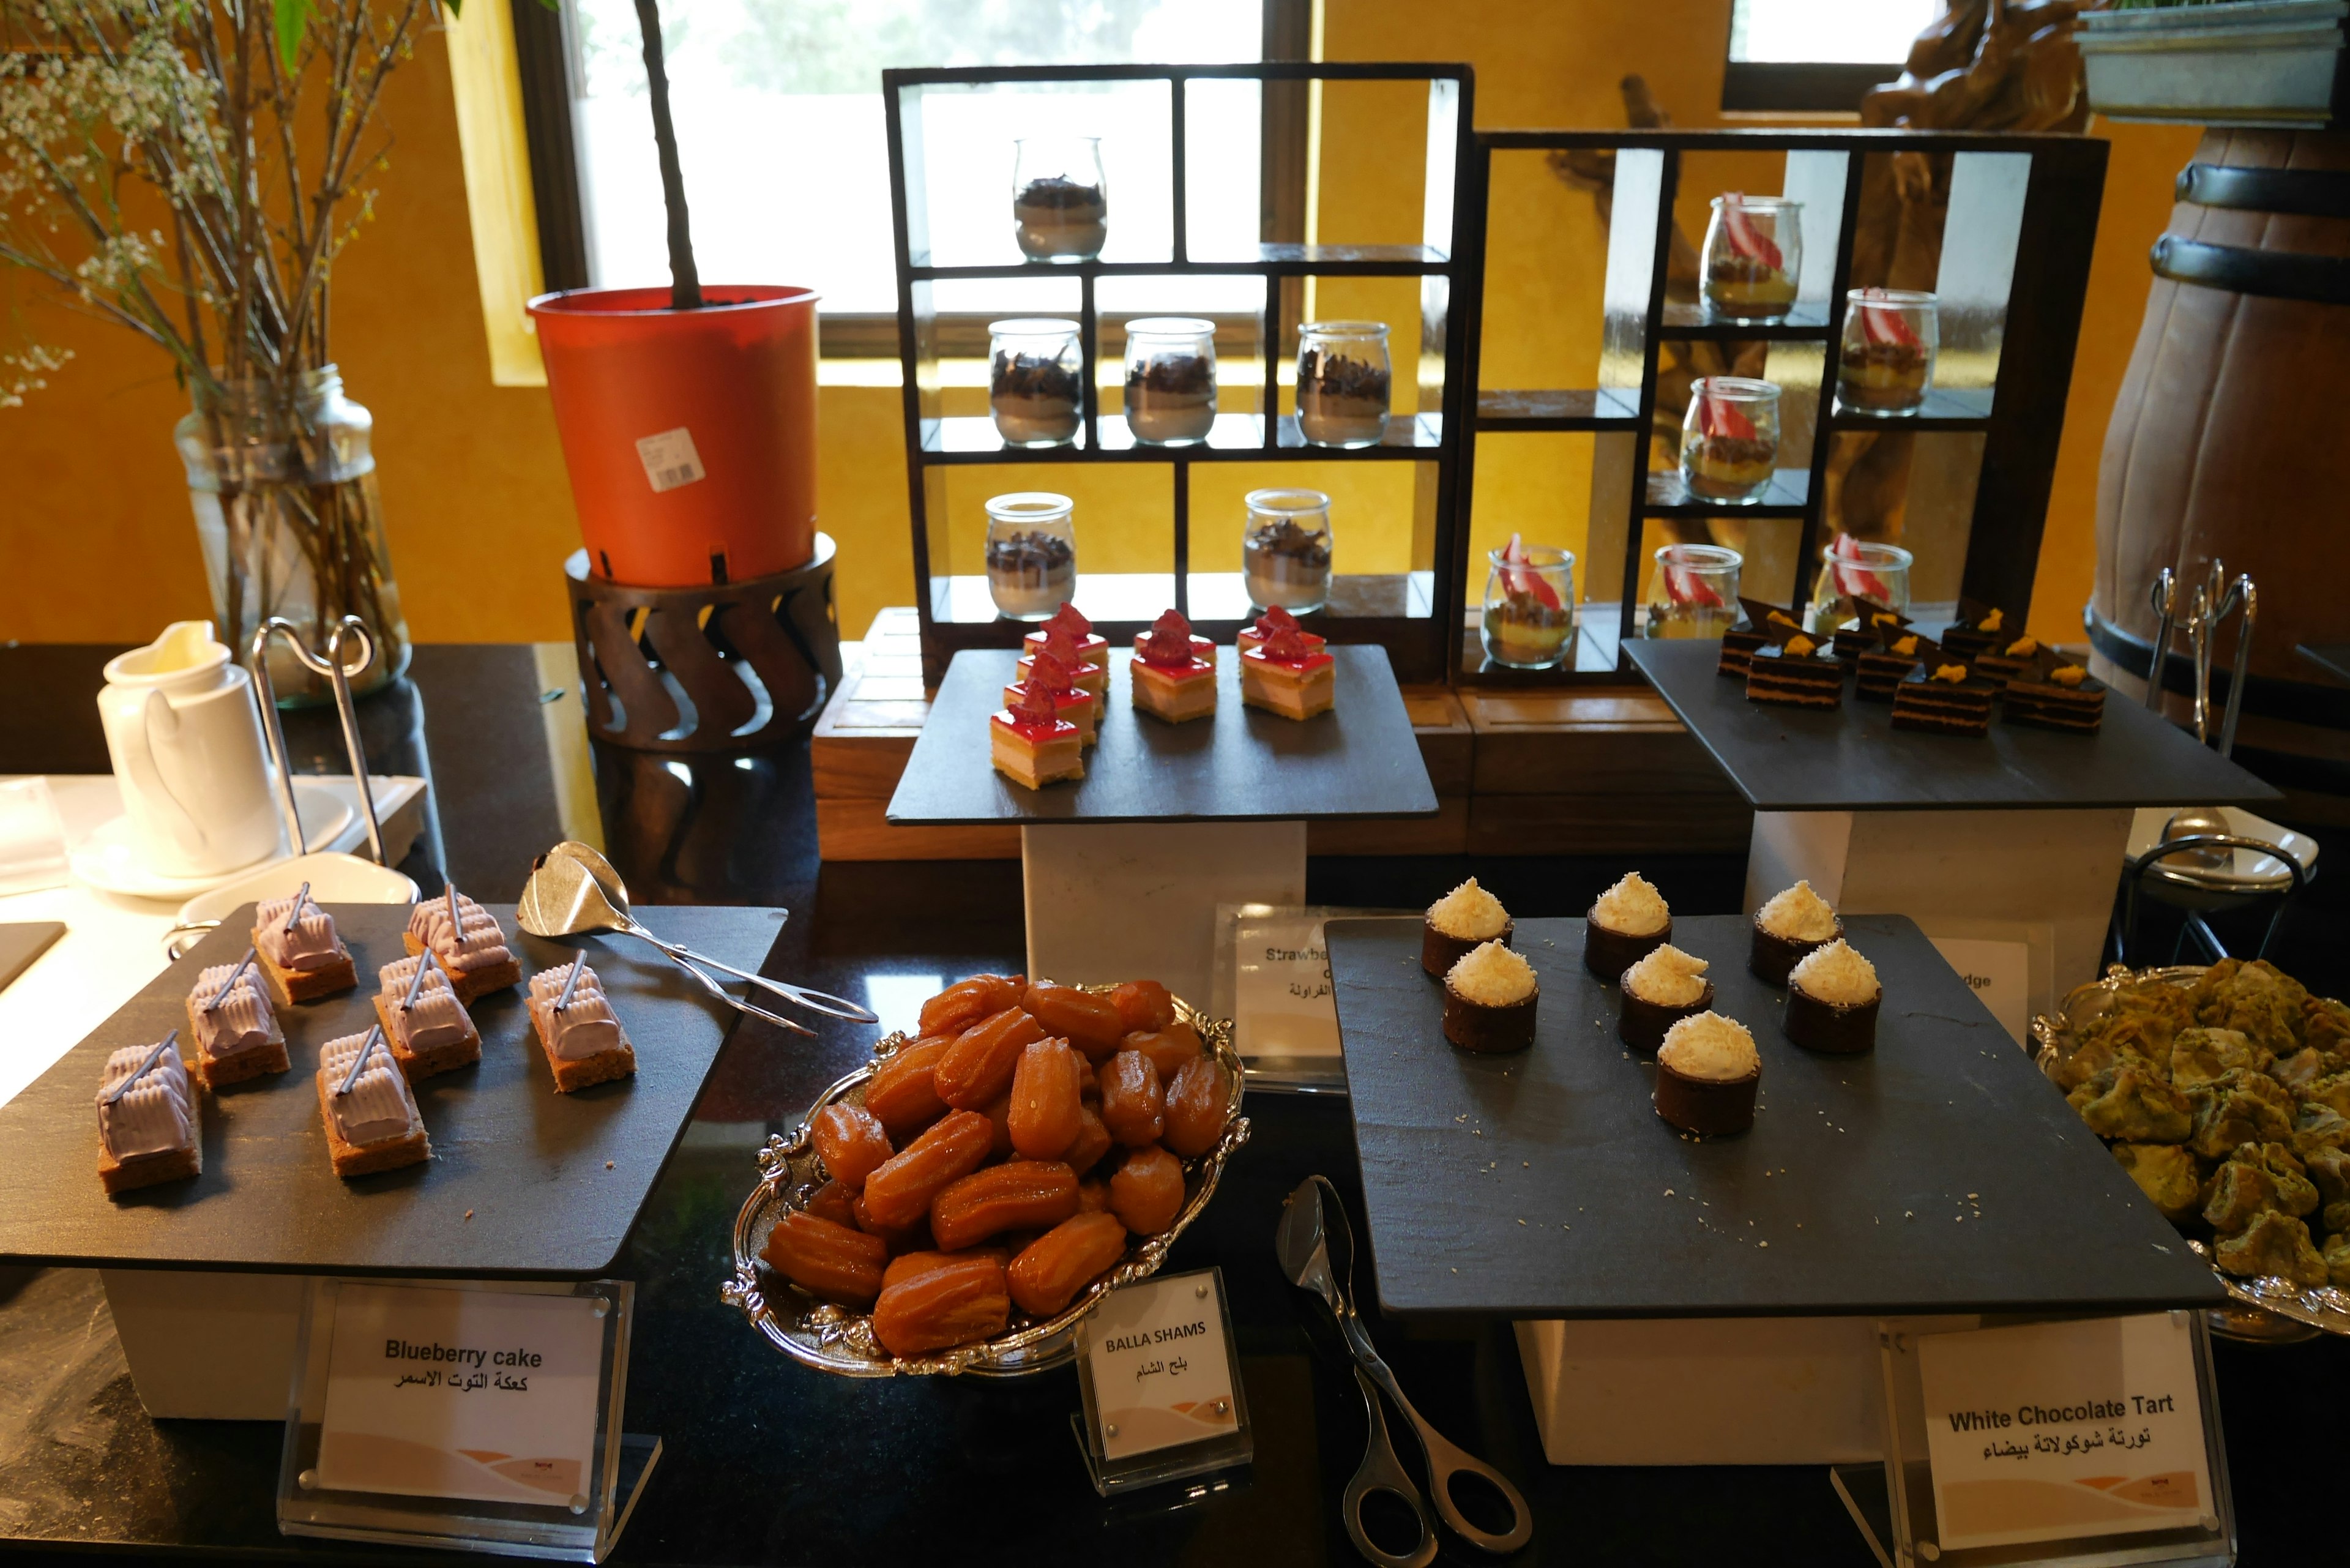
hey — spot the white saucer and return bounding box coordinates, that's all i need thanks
[70,781,354,900]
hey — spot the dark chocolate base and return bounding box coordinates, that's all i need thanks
[1750,915,1844,987]
[1653,1058,1759,1137]
[1442,986,1538,1053]
[1617,980,1715,1053]
[1785,983,1880,1054]
[1422,919,1514,979]
[1584,914,1669,980]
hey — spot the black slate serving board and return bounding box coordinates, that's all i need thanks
[1327,913,2226,1321]
[1625,638,2280,812]
[0,903,785,1277]
[884,646,1439,825]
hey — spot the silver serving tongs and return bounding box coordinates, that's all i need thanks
[248,615,384,862]
[2144,561,2255,759]
[1276,1175,1533,1557]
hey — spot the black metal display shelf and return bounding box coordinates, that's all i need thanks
[1645,468,1812,517]
[1450,128,2108,687]
[905,243,1453,280]
[919,413,1444,463]
[886,61,1482,686]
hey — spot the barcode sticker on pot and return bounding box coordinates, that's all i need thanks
[635,427,706,493]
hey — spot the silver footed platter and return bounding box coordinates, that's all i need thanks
[722,987,1250,1376]
[2033,963,2350,1343]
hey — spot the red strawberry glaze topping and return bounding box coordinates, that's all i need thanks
[1138,609,1202,669]
[1253,622,1335,669]
[1041,602,1091,640]
[1026,648,1076,695]
[998,679,1070,738]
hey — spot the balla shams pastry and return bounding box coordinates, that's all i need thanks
[97,1031,201,1194]
[252,881,356,1004]
[184,946,289,1088]
[527,952,638,1092]
[373,948,483,1081]
[315,1025,430,1177]
[405,883,523,1004]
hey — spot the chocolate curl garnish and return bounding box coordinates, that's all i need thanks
[1261,622,1317,661]
[1139,609,1196,667]
[1253,604,1300,640]
[1042,602,1091,640]
[105,1031,179,1105]
[1010,679,1062,727]
[1026,649,1076,696]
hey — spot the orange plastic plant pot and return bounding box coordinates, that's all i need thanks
[529,285,819,587]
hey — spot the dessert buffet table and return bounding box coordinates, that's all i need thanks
[0,643,2344,1566]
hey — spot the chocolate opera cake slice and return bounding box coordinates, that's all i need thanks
[1892,659,1996,736]
[1745,633,1844,709]
[1718,596,1803,679]
[2004,652,2107,734]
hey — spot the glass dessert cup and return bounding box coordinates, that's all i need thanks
[983,492,1078,621]
[1242,488,1334,613]
[1012,136,1107,261]
[1641,542,1744,639]
[1679,376,1781,504]
[1701,195,1802,323]
[988,319,1083,447]
[1481,543,1574,669]
[1296,321,1392,447]
[1810,537,1914,634]
[1838,288,1938,414]
[1122,317,1217,445]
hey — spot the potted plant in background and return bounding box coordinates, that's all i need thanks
[526,0,820,589]
[0,0,446,702]
[2079,0,2346,127]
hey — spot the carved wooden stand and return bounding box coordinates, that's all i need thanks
[564,536,841,752]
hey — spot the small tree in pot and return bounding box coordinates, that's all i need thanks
[529,0,819,590]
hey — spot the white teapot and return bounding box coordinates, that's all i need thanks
[97,621,282,879]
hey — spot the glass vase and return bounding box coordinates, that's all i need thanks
[1481,545,1575,669]
[1679,376,1781,504]
[1810,537,1915,632]
[984,492,1078,621]
[1242,488,1334,613]
[176,366,411,706]
[1701,195,1802,324]
[1642,543,1744,639]
[1012,136,1108,261]
[1838,288,1939,415]
[1296,321,1392,447]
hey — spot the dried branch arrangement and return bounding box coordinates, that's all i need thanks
[0,0,445,407]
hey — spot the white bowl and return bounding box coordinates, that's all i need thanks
[176,851,419,928]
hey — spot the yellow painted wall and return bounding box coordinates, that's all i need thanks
[0,2,2196,649]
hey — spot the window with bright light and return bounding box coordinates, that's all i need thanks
[1729,0,1940,65]
[1723,0,1941,113]
[564,0,1264,316]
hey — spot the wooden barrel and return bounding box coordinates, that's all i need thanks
[2091,129,2350,769]
[2092,131,2350,673]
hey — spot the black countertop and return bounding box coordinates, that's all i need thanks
[0,643,2342,1565]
